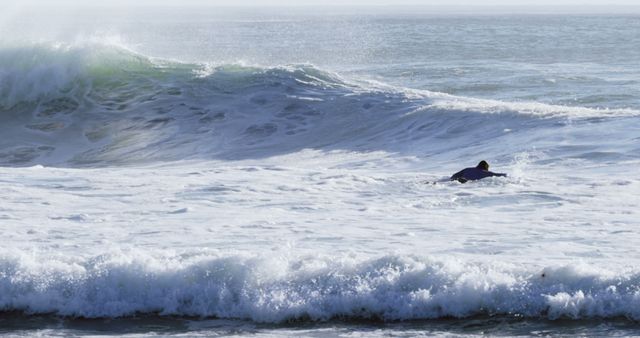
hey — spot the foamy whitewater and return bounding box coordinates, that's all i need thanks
[1,6,640,336]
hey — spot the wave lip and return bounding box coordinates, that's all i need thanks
[1,251,639,322]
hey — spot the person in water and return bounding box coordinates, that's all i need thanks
[450,160,507,183]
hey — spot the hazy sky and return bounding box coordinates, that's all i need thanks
[2,0,640,6]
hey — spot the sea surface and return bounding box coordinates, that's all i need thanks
[1,6,640,336]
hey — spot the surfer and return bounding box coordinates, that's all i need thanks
[450,160,507,183]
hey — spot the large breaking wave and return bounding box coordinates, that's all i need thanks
[2,250,640,322]
[1,43,636,167]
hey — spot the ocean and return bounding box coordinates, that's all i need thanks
[1,5,640,336]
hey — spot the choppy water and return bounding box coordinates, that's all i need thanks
[1,6,640,336]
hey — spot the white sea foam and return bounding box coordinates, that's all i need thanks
[1,149,638,322]
[2,250,640,321]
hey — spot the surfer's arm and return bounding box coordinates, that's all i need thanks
[450,170,469,183]
[489,171,507,177]
[450,170,464,181]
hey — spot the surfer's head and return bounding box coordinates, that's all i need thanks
[476,160,489,170]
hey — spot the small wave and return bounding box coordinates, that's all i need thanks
[423,92,640,119]
[1,250,639,322]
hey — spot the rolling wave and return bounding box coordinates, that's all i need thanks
[1,250,639,322]
[0,43,637,166]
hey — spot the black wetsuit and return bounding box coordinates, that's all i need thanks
[450,167,507,183]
